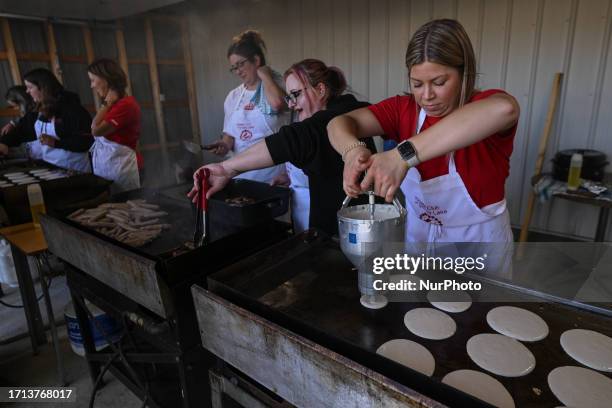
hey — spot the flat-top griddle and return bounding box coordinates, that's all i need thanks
[41,185,290,318]
[0,161,111,224]
[207,232,612,408]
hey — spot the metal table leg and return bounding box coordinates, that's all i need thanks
[595,207,610,242]
[67,274,101,385]
[11,246,46,354]
[35,255,67,386]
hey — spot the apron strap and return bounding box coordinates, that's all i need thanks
[416,108,457,175]
[233,85,248,112]
[416,109,426,134]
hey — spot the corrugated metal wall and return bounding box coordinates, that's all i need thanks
[189,0,612,240]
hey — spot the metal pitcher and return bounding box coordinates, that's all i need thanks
[337,192,406,309]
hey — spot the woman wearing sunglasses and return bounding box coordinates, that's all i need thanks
[206,30,290,184]
[189,59,377,236]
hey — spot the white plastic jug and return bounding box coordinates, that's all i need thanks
[0,238,18,287]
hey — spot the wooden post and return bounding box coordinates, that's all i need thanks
[519,73,563,243]
[144,17,168,164]
[82,25,100,109]
[115,21,132,96]
[1,18,21,84]
[45,21,62,83]
[180,16,201,144]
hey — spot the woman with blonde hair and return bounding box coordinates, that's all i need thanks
[328,19,519,249]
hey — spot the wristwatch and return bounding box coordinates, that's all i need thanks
[396,140,420,167]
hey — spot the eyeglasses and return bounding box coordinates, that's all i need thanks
[283,88,307,105]
[229,59,249,74]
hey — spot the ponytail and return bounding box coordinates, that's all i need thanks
[284,59,348,100]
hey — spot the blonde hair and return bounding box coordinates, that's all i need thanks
[405,19,477,107]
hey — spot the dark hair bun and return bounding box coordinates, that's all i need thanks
[228,30,267,65]
[234,30,266,51]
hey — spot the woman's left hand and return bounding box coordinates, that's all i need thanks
[256,65,273,80]
[270,171,290,187]
[39,134,56,147]
[360,149,409,202]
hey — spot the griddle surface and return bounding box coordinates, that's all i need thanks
[102,188,195,258]
[209,234,612,408]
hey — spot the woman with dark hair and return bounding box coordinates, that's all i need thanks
[1,85,34,136]
[329,19,520,246]
[0,68,92,171]
[188,59,377,235]
[206,30,290,184]
[88,58,142,192]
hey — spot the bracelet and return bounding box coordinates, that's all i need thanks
[341,141,367,162]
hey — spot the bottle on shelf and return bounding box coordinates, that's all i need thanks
[567,152,583,191]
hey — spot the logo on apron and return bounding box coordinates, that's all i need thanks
[244,102,255,110]
[240,129,253,141]
[419,213,443,226]
[414,196,447,226]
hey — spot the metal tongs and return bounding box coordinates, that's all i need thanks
[193,168,210,247]
[183,140,215,154]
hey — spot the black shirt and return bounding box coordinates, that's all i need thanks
[265,94,376,235]
[0,90,92,152]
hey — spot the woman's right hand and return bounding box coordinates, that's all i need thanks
[187,162,237,201]
[104,89,120,106]
[0,143,9,156]
[342,146,372,197]
[205,140,230,156]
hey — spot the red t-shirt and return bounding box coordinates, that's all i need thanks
[368,89,516,208]
[104,96,143,169]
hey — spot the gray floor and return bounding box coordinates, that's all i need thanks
[0,278,141,407]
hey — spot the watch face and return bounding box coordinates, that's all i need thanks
[399,141,415,160]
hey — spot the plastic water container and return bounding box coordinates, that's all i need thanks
[0,239,18,287]
[64,301,122,357]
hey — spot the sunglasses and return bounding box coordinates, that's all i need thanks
[283,88,307,105]
[229,59,249,74]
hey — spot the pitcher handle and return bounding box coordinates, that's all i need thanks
[341,192,406,214]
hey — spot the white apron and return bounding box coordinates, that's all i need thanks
[225,85,284,183]
[28,119,91,173]
[287,162,310,233]
[401,110,513,277]
[91,136,140,193]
